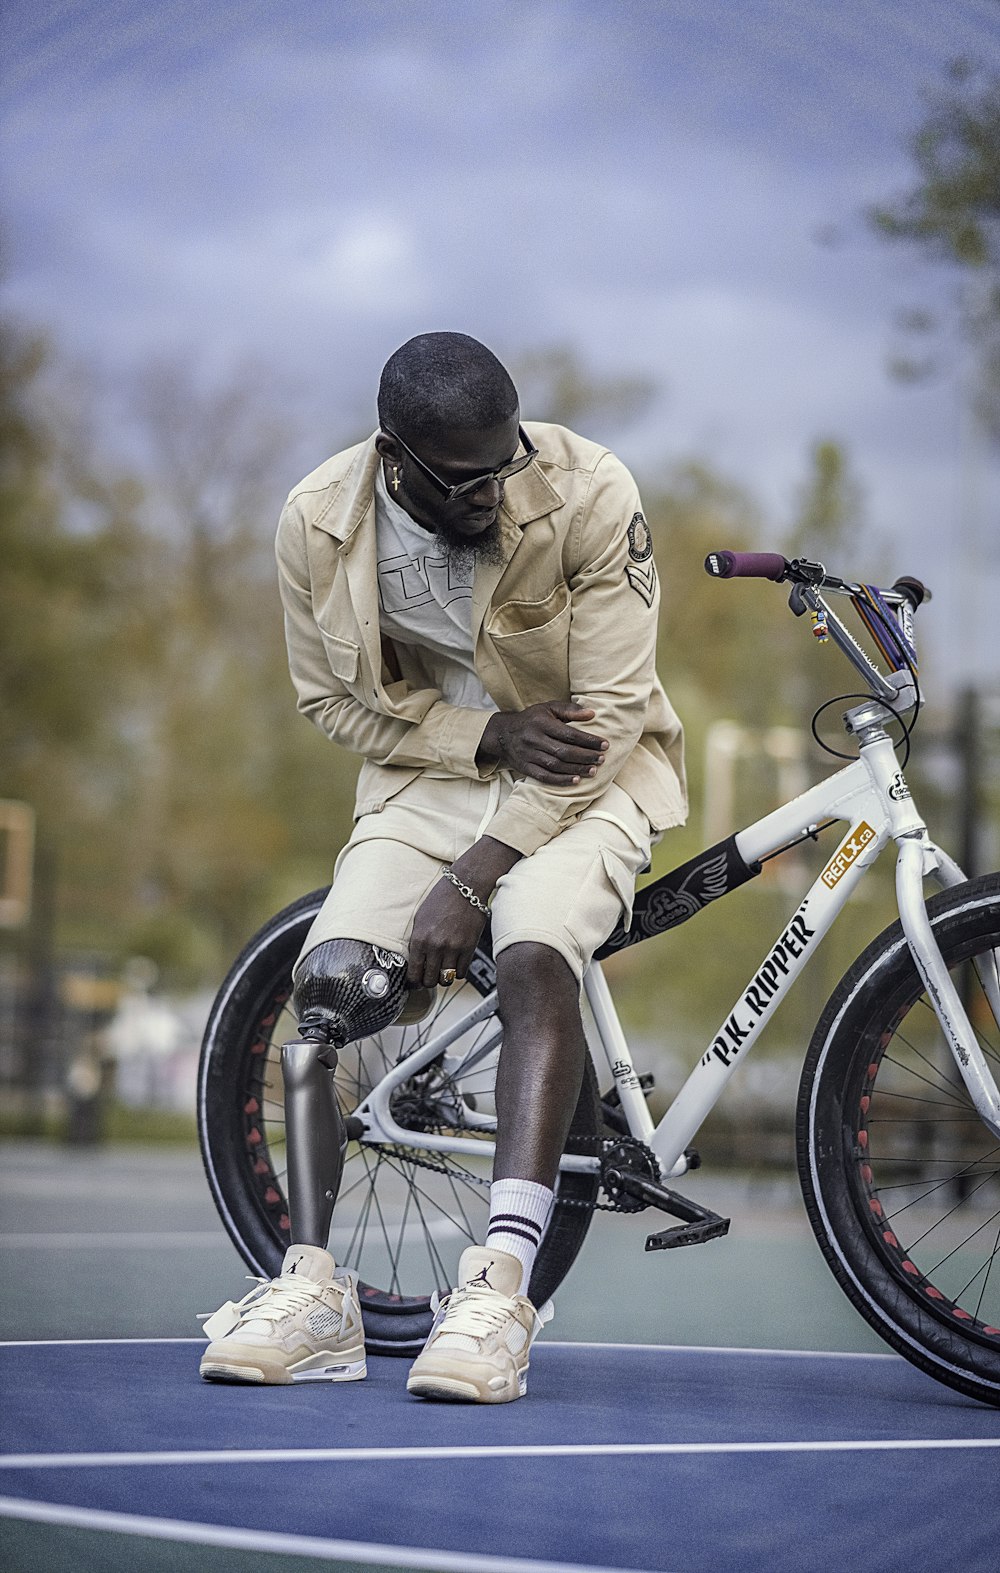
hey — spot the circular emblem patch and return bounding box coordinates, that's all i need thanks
[627,511,652,561]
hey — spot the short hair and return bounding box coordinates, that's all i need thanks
[378,332,518,447]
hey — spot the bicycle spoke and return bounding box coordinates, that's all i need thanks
[869,1115,986,1123]
[919,1198,1000,1282]
[441,1162,485,1246]
[344,1147,381,1268]
[970,1218,1000,1319]
[402,1167,455,1294]
[881,1144,1000,1221]
[880,1053,970,1108]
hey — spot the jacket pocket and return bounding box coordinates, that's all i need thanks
[486,581,569,640]
[317,628,360,683]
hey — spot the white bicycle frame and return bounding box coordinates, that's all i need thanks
[354,723,1000,1183]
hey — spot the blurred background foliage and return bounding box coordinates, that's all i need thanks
[1,313,987,1026]
[0,56,997,1139]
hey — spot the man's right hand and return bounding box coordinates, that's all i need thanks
[476,702,608,785]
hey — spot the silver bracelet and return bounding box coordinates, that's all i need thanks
[441,867,491,915]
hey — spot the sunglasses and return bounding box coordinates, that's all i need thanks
[382,424,538,502]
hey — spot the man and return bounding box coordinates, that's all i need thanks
[200,332,686,1401]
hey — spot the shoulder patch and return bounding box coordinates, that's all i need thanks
[625,560,657,607]
[627,512,653,562]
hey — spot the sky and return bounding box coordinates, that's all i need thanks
[3,0,999,690]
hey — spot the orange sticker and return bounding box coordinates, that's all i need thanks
[821,822,876,889]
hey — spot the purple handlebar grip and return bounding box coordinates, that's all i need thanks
[704,550,788,581]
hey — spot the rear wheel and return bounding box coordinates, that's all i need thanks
[198,889,601,1354]
[798,872,1000,1405]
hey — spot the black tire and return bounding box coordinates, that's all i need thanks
[198,888,601,1355]
[797,871,1000,1406]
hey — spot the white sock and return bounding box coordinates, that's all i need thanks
[485,1178,554,1294]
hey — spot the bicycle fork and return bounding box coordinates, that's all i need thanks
[855,709,1000,1140]
[897,834,1000,1139]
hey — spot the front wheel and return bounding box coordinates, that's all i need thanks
[797,871,1000,1406]
[198,888,601,1355]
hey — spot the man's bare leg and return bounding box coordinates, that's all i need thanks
[493,941,588,1186]
[406,941,585,1401]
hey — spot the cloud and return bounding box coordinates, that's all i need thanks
[3,0,999,685]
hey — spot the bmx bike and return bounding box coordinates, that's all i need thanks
[198,549,1000,1406]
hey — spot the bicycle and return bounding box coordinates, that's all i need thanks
[198,549,1000,1406]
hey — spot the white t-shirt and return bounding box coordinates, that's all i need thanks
[374,462,497,713]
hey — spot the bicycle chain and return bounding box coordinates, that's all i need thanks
[363,1132,662,1213]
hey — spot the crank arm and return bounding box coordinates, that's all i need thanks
[605,1167,732,1251]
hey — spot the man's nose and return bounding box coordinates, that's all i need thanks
[469,477,503,508]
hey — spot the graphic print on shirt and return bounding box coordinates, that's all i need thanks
[377,551,474,615]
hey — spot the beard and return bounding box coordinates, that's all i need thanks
[433,516,506,575]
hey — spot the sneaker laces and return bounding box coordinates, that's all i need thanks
[199,1271,332,1331]
[434,1284,524,1343]
[240,1272,335,1326]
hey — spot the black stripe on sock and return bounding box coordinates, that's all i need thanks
[486,1224,540,1247]
[488,1213,542,1236]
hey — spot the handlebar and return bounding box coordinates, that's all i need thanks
[704,551,930,608]
[704,550,789,582]
[703,550,930,713]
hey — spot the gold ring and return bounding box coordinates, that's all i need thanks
[440,968,457,986]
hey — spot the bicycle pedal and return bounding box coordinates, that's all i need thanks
[645,1216,730,1251]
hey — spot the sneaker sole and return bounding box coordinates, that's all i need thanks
[200,1356,366,1386]
[406,1366,527,1404]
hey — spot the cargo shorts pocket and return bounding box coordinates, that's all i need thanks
[600,845,640,927]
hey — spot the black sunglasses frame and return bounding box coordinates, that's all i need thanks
[381,424,538,502]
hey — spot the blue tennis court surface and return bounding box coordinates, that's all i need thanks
[3,1337,1000,1572]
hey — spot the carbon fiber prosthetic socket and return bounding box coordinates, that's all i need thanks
[281,940,409,1247]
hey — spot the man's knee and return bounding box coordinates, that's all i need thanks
[293,938,409,1047]
[495,942,579,1027]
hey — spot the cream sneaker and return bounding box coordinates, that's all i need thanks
[199,1244,366,1385]
[406,1246,552,1404]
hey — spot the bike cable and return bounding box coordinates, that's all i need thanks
[810,689,917,766]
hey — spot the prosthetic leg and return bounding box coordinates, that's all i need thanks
[282,940,410,1246]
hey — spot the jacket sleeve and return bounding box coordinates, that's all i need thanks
[483,453,660,855]
[275,503,494,778]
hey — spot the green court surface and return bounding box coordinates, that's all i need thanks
[0,1140,884,1352]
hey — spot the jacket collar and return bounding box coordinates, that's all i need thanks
[311,432,565,542]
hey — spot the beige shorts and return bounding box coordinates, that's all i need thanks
[297,774,653,981]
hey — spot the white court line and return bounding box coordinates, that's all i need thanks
[543,1340,899,1361]
[0,1496,660,1573]
[0,1335,897,1358]
[0,1233,222,1248]
[2,1439,998,1470]
[0,1221,463,1249]
[0,1338,203,1348]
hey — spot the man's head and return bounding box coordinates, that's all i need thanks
[375,332,531,564]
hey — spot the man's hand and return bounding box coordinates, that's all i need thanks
[407,836,521,988]
[406,880,489,989]
[477,702,608,785]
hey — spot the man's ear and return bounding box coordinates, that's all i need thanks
[375,432,402,464]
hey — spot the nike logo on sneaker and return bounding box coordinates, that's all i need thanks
[468,1262,495,1288]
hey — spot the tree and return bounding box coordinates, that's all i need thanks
[870,59,1000,440]
[114,360,360,976]
[787,440,864,563]
[0,322,145,837]
[510,344,656,435]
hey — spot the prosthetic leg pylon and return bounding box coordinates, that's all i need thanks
[281,940,410,1246]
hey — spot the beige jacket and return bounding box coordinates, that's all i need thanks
[275,422,687,857]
